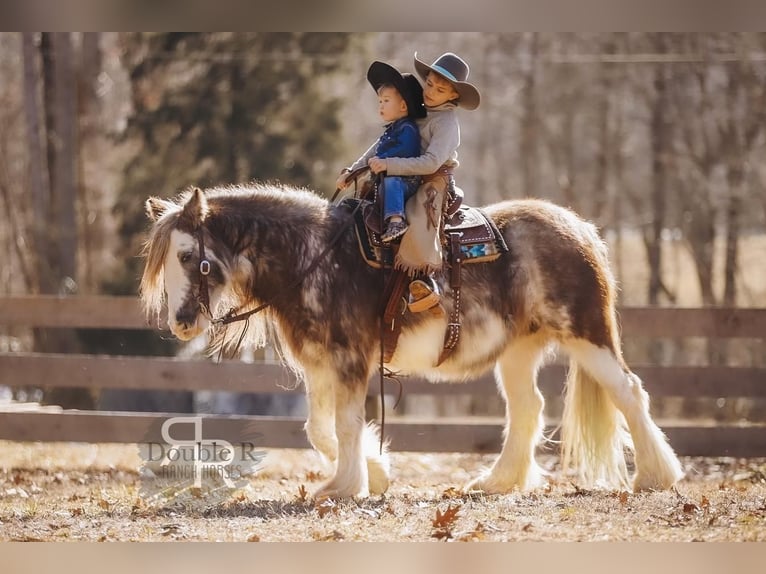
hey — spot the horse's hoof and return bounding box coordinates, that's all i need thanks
[464,474,511,495]
[465,467,547,494]
[314,484,368,500]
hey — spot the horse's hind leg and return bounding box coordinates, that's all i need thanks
[565,339,684,491]
[466,335,548,493]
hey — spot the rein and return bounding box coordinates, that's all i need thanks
[194,198,365,327]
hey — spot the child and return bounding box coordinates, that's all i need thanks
[367,52,481,312]
[336,61,427,243]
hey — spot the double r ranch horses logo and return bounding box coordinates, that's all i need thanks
[138,416,265,509]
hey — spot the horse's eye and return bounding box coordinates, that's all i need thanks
[179,251,193,264]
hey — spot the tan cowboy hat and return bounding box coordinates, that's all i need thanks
[413,52,481,110]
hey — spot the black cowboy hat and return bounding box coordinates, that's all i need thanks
[367,61,427,119]
[413,52,481,110]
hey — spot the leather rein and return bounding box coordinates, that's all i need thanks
[193,197,364,328]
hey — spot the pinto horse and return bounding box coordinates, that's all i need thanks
[140,184,683,498]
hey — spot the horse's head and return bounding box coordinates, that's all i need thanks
[140,187,230,340]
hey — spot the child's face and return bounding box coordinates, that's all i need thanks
[423,72,460,108]
[377,86,408,122]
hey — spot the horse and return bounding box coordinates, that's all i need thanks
[140,183,684,498]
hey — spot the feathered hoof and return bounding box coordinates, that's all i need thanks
[367,457,390,495]
[632,467,684,492]
[464,473,518,495]
[363,422,390,495]
[464,467,547,494]
[314,480,368,500]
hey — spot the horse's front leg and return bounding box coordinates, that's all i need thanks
[314,379,369,499]
[304,365,338,464]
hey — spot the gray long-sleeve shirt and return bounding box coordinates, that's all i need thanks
[348,102,460,176]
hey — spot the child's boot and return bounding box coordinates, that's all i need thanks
[407,275,443,315]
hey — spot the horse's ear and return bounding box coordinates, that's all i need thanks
[180,187,208,229]
[145,197,172,221]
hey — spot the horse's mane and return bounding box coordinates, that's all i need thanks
[140,200,183,323]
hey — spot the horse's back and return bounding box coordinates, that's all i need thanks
[480,198,617,347]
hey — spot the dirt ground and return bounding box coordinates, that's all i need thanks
[0,441,765,542]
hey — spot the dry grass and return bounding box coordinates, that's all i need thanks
[1,441,765,542]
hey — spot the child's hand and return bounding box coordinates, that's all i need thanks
[368,157,387,174]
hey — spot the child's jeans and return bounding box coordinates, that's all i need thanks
[382,175,421,220]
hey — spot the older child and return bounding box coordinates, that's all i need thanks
[336,61,427,243]
[367,52,481,312]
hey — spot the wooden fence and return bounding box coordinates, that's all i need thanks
[1,295,765,457]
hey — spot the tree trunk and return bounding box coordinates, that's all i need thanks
[519,33,539,198]
[647,52,669,306]
[78,32,103,293]
[50,32,78,286]
[21,33,49,291]
[592,39,614,224]
[472,38,493,203]
[723,163,743,307]
[39,33,91,408]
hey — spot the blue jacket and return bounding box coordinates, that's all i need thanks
[374,117,420,160]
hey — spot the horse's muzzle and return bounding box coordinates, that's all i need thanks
[171,309,206,340]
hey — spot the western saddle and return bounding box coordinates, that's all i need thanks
[335,167,508,365]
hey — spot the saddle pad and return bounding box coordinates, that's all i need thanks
[344,199,508,269]
[445,206,509,263]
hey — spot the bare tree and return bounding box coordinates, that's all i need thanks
[518,33,540,199]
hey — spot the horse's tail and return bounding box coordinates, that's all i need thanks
[560,359,633,489]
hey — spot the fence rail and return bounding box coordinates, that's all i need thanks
[2,295,766,336]
[1,296,765,456]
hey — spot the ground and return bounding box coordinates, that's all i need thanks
[1,441,765,542]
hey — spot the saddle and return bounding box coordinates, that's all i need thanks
[341,183,509,365]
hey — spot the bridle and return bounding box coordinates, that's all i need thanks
[196,228,212,319]
[192,197,365,328]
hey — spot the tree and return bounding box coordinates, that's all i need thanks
[109,33,357,296]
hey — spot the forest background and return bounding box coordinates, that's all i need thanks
[0,32,764,414]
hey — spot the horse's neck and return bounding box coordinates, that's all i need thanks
[215,206,331,303]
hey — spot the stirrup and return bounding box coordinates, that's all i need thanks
[408,278,441,314]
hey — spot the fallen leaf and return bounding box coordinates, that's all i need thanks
[305,471,322,481]
[683,503,699,514]
[247,533,261,542]
[456,522,487,541]
[312,529,344,541]
[619,491,629,506]
[441,487,462,499]
[315,498,337,518]
[432,504,460,528]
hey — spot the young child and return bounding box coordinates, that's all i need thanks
[336,61,427,243]
[367,52,481,312]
